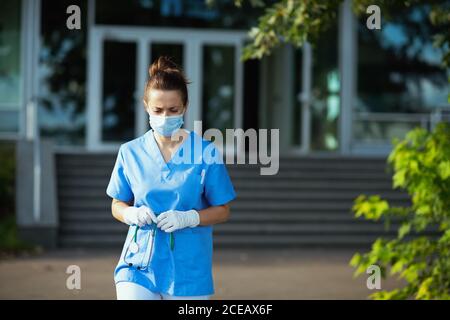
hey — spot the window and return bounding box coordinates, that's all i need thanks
[39,0,87,145]
[202,45,235,134]
[95,0,266,29]
[355,4,448,143]
[0,0,22,133]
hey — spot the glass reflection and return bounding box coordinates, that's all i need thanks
[95,0,265,29]
[202,45,235,134]
[101,41,136,142]
[0,0,21,108]
[0,0,21,133]
[292,49,303,147]
[311,21,339,151]
[39,0,87,145]
[355,4,448,145]
[356,4,448,114]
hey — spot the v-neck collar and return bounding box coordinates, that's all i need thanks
[145,129,192,173]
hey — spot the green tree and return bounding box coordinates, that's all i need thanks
[350,123,450,299]
[225,0,450,299]
[231,0,449,64]
[229,0,449,100]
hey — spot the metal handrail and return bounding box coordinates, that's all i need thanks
[26,98,41,223]
[354,107,450,128]
[354,112,431,121]
[430,105,450,130]
[352,106,450,145]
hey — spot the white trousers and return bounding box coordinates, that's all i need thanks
[116,281,211,300]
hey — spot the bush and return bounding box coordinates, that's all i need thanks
[0,143,35,254]
[0,215,33,253]
[0,142,15,220]
[349,122,450,300]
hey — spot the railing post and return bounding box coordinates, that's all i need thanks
[26,98,41,223]
[299,42,312,153]
[430,108,443,131]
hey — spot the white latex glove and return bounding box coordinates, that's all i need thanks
[156,210,200,233]
[122,206,157,227]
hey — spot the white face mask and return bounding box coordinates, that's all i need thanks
[149,113,184,137]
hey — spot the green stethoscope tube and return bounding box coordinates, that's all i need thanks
[133,225,139,243]
[170,233,174,250]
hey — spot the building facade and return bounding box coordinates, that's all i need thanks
[1,0,448,155]
[2,0,449,249]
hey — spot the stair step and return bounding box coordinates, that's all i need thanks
[56,160,391,170]
[57,178,394,190]
[211,235,392,247]
[58,234,393,248]
[56,155,388,168]
[58,199,410,211]
[59,212,403,223]
[57,167,393,180]
[59,222,402,235]
[55,154,413,248]
[57,188,408,200]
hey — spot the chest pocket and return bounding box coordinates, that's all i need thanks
[176,167,205,210]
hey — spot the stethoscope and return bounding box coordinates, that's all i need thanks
[123,222,175,269]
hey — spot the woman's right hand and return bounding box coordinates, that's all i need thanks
[122,206,157,227]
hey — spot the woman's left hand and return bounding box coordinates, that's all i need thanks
[156,210,200,232]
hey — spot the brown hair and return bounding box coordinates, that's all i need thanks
[144,56,191,108]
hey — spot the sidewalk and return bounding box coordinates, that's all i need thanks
[0,248,404,299]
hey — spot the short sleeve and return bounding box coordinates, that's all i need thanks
[204,162,236,206]
[106,146,134,202]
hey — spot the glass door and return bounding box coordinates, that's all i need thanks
[139,42,185,136]
[202,45,236,134]
[100,40,137,143]
[0,0,23,136]
[290,20,340,154]
[87,26,245,151]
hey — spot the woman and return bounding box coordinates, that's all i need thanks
[106,56,236,300]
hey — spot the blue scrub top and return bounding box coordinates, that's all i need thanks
[106,129,236,296]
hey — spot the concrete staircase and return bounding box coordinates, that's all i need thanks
[56,154,410,248]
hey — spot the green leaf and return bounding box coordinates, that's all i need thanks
[416,277,433,300]
[349,253,362,267]
[409,160,419,173]
[398,223,411,239]
[438,161,450,180]
[393,169,407,188]
[390,260,405,275]
[416,204,431,215]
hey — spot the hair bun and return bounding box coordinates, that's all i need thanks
[144,55,191,108]
[149,56,179,77]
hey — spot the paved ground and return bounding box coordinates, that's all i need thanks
[0,248,405,299]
